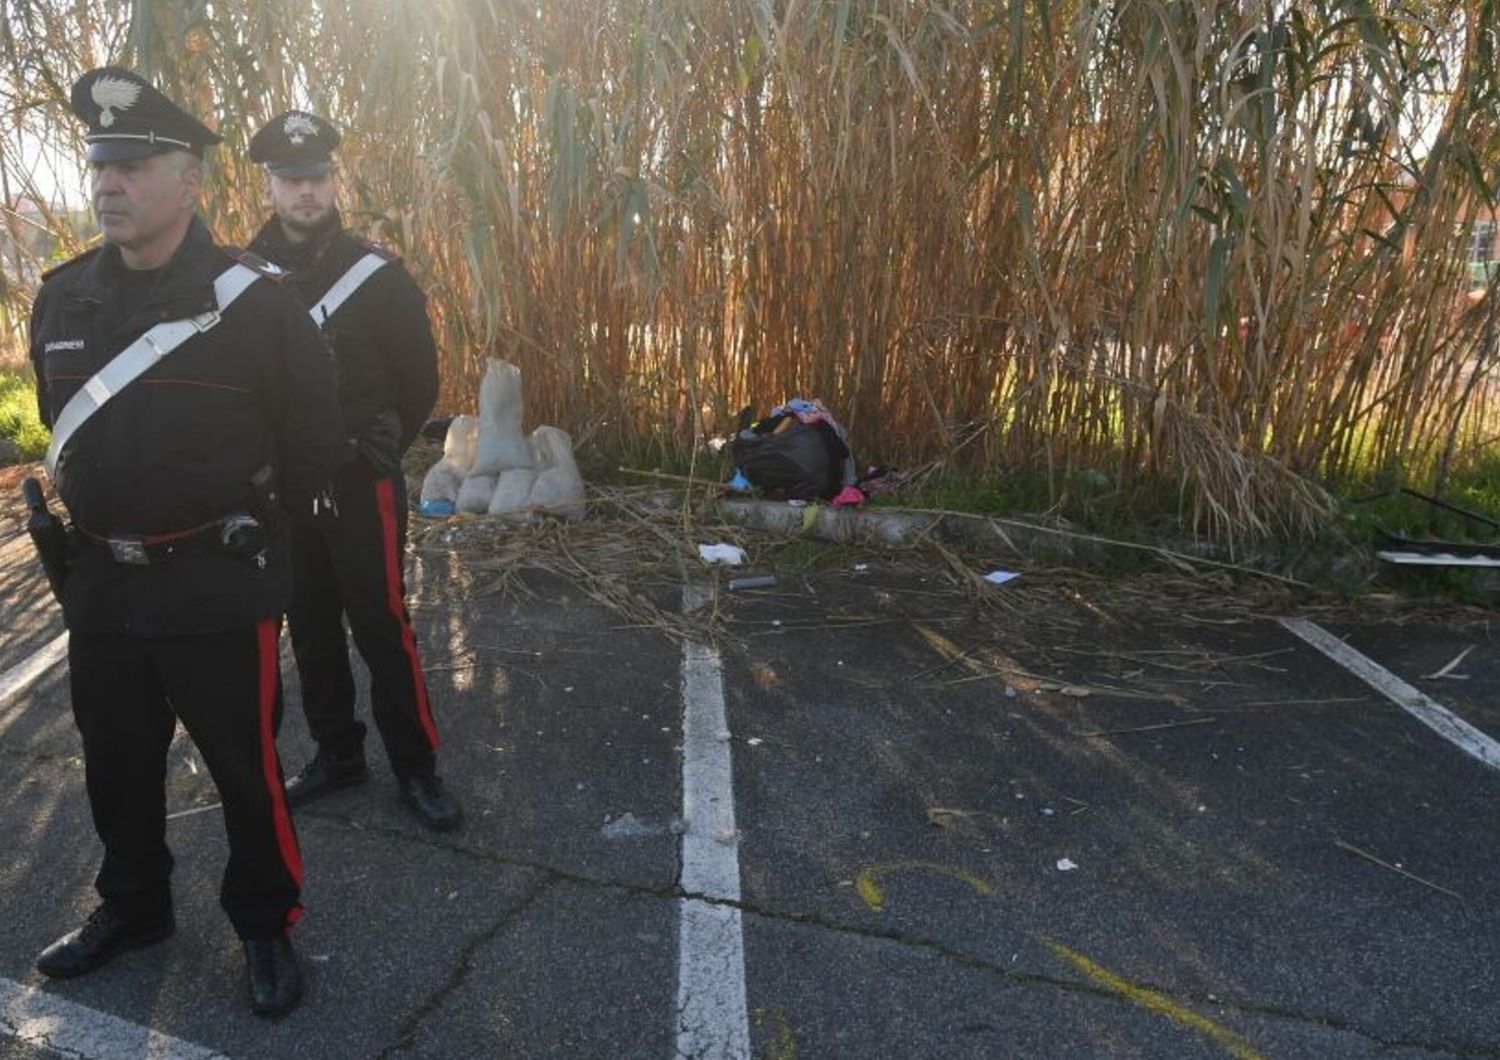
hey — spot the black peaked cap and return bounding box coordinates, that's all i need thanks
[70,67,221,162]
[248,110,341,178]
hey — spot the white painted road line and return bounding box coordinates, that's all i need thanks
[0,631,68,711]
[675,586,750,1060]
[1281,617,1500,772]
[0,976,228,1060]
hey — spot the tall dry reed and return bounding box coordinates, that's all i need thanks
[1,0,1496,545]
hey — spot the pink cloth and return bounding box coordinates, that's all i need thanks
[831,485,865,506]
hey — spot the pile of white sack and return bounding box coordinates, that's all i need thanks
[418,359,586,521]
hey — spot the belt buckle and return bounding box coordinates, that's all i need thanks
[105,536,150,565]
[190,309,222,333]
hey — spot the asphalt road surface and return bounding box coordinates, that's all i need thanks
[1,509,1497,1059]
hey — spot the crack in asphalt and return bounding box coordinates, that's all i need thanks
[722,902,1500,1059]
[304,810,1500,1059]
[370,872,558,1059]
[0,752,1492,1057]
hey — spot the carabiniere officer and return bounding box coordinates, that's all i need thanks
[27,68,342,1016]
[246,110,460,831]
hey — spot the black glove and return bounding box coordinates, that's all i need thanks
[352,408,403,476]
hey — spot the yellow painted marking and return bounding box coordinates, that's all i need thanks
[753,1007,797,1060]
[854,861,997,912]
[1046,940,1265,1060]
[914,624,976,669]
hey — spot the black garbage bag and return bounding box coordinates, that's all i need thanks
[732,409,851,500]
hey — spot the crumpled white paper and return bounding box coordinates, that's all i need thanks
[697,543,747,566]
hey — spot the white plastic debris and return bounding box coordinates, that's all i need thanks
[525,425,587,520]
[1056,858,1078,872]
[455,473,497,513]
[984,570,1021,585]
[470,359,532,474]
[697,542,747,566]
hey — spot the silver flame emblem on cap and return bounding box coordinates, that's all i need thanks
[91,75,142,129]
[283,113,319,146]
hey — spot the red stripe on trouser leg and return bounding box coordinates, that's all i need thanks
[375,476,440,750]
[257,619,304,893]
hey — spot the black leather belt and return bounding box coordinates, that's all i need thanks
[80,514,254,566]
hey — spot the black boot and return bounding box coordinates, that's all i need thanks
[397,773,463,832]
[36,904,174,979]
[284,748,368,807]
[244,935,302,1016]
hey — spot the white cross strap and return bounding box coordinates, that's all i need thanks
[43,262,262,481]
[309,252,387,327]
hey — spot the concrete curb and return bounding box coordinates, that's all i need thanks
[718,497,1118,564]
[717,498,1499,598]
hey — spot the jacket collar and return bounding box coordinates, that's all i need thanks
[251,209,344,273]
[72,214,223,325]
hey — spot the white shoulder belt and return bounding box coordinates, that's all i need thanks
[44,263,261,481]
[308,252,388,327]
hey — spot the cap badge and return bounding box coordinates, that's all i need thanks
[91,75,142,128]
[283,113,319,146]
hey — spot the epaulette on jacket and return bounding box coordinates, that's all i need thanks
[223,246,292,281]
[40,245,102,282]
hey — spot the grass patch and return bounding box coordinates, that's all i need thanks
[0,368,49,461]
[1320,458,1500,602]
[1337,458,1500,546]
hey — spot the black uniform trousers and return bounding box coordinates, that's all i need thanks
[288,463,439,778]
[68,619,303,939]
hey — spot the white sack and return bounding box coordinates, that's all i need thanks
[488,468,539,521]
[456,474,497,514]
[419,458,463,506]
[469,359,531,474]
[525,425,586,521]
[442,414,480,476]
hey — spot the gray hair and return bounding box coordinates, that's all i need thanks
[169,150,205,184]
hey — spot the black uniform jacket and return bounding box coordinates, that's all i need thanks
[29,216,343,637]
[249,214,439,460]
